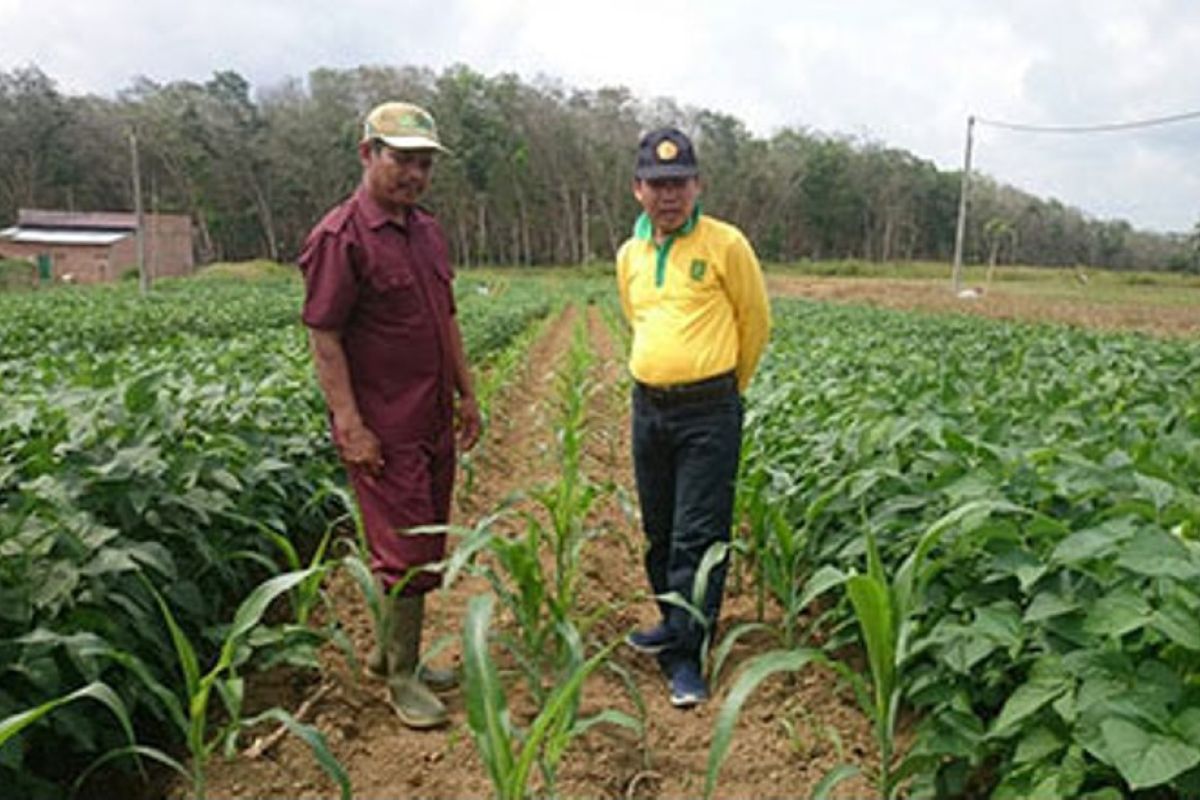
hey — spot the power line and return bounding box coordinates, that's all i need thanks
[951,107,1200,292]
[975,109,1200,134]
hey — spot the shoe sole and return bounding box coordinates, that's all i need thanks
[625,634,669,655]
[392,706,450,729]
[670,693,707,708]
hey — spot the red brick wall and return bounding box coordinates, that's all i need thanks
[0,212,194,283]
[0,241,116,283]
[144,214,194,278]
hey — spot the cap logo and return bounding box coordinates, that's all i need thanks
[399,111,434,131]
[656,140,679,162]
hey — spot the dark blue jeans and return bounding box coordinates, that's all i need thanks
[631,383,743,675]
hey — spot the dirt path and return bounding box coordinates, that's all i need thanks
[769,275,1200,337]
[197,300,877,799]
[199,306,579,799]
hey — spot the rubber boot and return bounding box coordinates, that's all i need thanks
[367,592,458,692]
[385,593,449,729]
[365,577,388,679]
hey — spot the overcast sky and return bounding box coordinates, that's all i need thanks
[4,0,1199,232]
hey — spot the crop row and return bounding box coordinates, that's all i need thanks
[0,276,552,796]
[723,299,1200,798]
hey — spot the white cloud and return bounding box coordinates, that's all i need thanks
[2,0,1198,230]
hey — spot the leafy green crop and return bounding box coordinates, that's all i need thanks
[0,274,552,796]
[721,299,1200,798]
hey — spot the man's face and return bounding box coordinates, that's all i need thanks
[633,177,700,236]
[360,141,435,214]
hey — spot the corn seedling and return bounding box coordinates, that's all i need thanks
[462,593,639,800]
[147,567,350,799]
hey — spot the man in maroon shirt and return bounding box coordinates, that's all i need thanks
[299,101,481,729]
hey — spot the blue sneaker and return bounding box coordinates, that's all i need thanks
[626,623,674,654]
[669,661,708,708]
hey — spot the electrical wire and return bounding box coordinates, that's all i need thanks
[975,109,1200,134]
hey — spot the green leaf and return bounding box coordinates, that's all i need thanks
[893,500,1017,618]
[1024,591,1080,623]
[990,659,1071,737]
[0,681,134,750]
[1116,530,1200,581]
[72,744,191,796]
[796,564,849,611]
[1134,473,1175,512]
[216,568,315,674]
[1100,717,1200,789]
[1083,583,1152,638]
[462,594,514,792]
[846,573,895,722]
[1051,520,1135,565]
[1176,709,1200,742]
[710,621,772,688]
[1151,597,1200,650]
[508,627,624,799]
[972,601,1023,650]
[1014,725,1067,765]
[706,649,826,800]
[570,709,641,739]
[809,764,860,800]
[244,708,351,800]
[148,585,200,700]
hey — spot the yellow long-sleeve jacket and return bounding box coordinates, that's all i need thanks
[616,207,770,393]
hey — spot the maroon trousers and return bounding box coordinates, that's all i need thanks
[349,428,455,596]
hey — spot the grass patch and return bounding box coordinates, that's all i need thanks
[195,260,298,282]
[0,257,36,291]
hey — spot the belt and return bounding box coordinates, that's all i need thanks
[635,371,737,407]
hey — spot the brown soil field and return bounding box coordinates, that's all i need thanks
[768,275,1200,337]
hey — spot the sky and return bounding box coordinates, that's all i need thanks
[4,0,1199,233]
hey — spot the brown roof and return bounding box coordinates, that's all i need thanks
[18,209,138,230]
[15,209,190,231]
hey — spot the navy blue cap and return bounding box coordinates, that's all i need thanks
[634,127,699,180]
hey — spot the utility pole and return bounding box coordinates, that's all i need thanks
[130,130,149,294]
[580,190,589,265]
[951,115,975,293]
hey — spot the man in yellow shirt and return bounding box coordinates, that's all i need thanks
[616,127,770,707]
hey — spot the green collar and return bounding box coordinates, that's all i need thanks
[633,203,701,242]
[634,204,701,288]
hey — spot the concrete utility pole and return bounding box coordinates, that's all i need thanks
[951,115,975,293]
[130,130,149,294]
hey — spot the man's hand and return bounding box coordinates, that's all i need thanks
[456,394,482,451]
[334,419,384,477]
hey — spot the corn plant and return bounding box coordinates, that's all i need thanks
[534,318,601,634]
[460,315,614,701]
[844,503,1012,796]
[705,648,835,800]
[0,680,134,751]
[462,593,639,800]
[147,567,349,800]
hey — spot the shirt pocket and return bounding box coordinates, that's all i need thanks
[364,259,421,316]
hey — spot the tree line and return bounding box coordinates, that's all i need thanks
[2,63,1197,272]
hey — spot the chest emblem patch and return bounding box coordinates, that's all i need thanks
[690,259,707,281]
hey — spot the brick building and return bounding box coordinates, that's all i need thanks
[0,209,194,284]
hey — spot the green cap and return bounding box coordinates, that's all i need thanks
[363,101,449,153]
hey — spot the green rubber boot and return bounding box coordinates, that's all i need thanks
[367,592,458,692]
[385,594,448,729]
